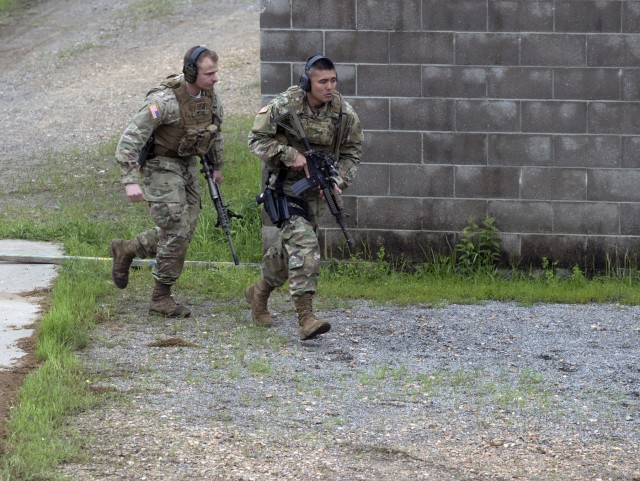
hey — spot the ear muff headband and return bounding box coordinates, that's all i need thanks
[183,46,208,84]
[299,54,328,92]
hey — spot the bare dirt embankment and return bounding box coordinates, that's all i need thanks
[1,1,639,480]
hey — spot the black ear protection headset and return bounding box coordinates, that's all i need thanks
[299,54,329,92]
[183,46,208,84]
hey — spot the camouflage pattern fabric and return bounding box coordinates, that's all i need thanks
[115,73,221,285]
[260,197,323,298]
[140,156,201,285]
[249,86,363,299]
[115,73,224,186]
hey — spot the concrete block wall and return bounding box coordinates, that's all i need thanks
[259,0,640,268]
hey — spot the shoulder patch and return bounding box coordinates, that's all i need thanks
[148,103,160,119]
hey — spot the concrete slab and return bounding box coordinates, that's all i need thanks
[0,239,63,370]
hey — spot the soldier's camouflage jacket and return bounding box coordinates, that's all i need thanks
[248,85,363,197]
[115,73,224,185]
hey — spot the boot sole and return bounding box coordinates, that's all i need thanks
[300,322,331,341]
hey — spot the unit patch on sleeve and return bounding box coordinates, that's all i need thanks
[148,103,160,119]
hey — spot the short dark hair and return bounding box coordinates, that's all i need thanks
[309,57,335,72]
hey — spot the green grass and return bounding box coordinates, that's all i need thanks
[3,114,640,479]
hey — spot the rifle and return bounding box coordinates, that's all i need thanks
[274,111,354,252]
[200,154,243,265]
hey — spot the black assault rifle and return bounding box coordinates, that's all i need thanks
[274,111,354,252]
[200,154,243,265]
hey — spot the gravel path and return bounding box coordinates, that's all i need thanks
[1,0,639,480]
[59,290,640,480]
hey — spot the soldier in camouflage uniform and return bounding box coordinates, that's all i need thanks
[246,55,363,340]
[111,46,225,318]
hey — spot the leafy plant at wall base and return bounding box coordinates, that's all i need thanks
[455,215,501,275]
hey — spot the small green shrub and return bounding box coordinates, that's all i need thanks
[455,215,501,275]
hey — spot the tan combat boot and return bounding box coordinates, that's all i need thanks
[149,280,191,318]
[245,279,275,326]
[294,293,331,341]
[110,238,141,289]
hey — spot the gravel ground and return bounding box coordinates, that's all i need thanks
[60,290,640,480]
[1,0,640,480]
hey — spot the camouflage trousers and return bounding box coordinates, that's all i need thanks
[261,196,323,299]
[135,156,201,285]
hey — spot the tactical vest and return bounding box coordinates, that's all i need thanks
[151,77,221,158]
[282,86,345,158]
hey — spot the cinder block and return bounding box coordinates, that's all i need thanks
[346,163,389,196]
[260,0,290,28]
[292,0,355,29]
[423,0,488,31]
[620,203,640,234]
[488,134,553,166]
[357,0,421,30]
[357,65,422,97]
[424,132,488,165]
[622,136,640,168]
[348,98,389,130]
[553,202,619,234]
[554,68,620,100]
[423,66,486,98]
[520,234,588,266]
[488,200,553,233]
[623,1,640,33]
[588,35,640,67]
[260,31,323,61]
[357,197,423,230]
[390,165,454,197]
[363,131,423,164]
[456,100,520,132]
[588,169,640,202]
[622,69,640,100]
[520,167,587,201]
[555,1,621,33]
[588,102,640,134]
[336,66,356,96]
[423,199,487,231]
[585,236,640,269]
[521,101,587,134]
[260,63,292,96]
[355,230,454,261]
[391,98,455,131]
[390,32,454,65]
[488,1,554,32]
[554,135,621,168]
[455,33,520,66]
[326,32,388,63]
[487,67,552,99]
[521,34,586,66]
[455,166,520,199]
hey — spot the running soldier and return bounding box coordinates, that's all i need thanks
[111,46,225,317]
[246,54,364,340]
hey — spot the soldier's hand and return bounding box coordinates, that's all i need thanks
[291,152,309,177]
[213,170,223,184]
[125,183,145,203]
